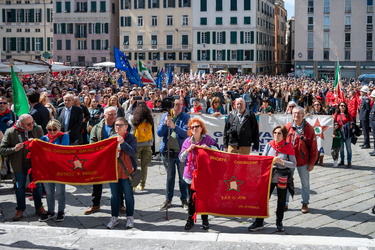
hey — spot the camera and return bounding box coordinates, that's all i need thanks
[133,96,143,101]
[161,95,180,111]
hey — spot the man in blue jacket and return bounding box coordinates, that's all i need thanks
[157,99,190,210]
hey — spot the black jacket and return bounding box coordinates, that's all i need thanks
[29,102,50,134]
[55,105,83,145]
[224,109,259,150]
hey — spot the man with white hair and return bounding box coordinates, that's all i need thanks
[55,93,83,145]
[0,114,45,220]
[84,107,118,215]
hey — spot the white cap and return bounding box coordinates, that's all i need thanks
[370,90,375,97]
[360,85,369,93]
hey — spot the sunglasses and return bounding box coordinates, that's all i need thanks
[190,125,201,130]
[115,124,125,127]
[340,105,347,107]
[130,94,135,97]
[47,128,58,132]
[0,102,7,105]
[149,93,155,95]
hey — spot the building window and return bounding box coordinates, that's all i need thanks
[137,16,143,26]
[151,35,158,45]
[308,16,314,31]
[308,0,314,13]
[366,50,373,60]
[345,33,351,47]
[201,32,207,44]
[25,9,30,22]
[181,0,190,7]
[323,50,329,60]
[92,57,97,63]
[308,33,314,48]
[123,35,129,45]
[6,29,11,32]
[165,0,175,7]
[230,31,237,44]
[244,32,250,43]
[324,16,330,30]
[367,15,373,29]
[367,33,373,47]
[308,50,314,60]
[201,0,207,11]
[135,0,145,9]
[216,0,222,11]
[231,50,237,60]
[345,15,351,29]
[137,35,143,45]
[150,0,159,8]
[152,52,159,60]
[151,16,158,26]
[35,28,41,32]
[216,17,222,25]
[182,15,188,26]
[181,34,188,47]
[36,38,42,51]
[66,40,71,50]
[166,35,173,48]
[230,17,237,25]
[167,15,173,26]
[25,29,30,32]
[200,17,207,25]
[345,50,351,60]
[124,16,131,26]
[323,32,330,48]
[230,0,237,11]
[345,0,351,12]
[121,0,131,9]
[57,40,62,50]
[216,32,223,44]
[324,0,330,13]
[16,28,22,32]
[35,9,41,22]
[244,17,251,24]
[78,40,87,50]
[368,0,373,12]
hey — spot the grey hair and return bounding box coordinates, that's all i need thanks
[235,97,245,103]
[293,106,305,115]
[63,93,74,100]
[18,114,32,123]
[104,106,117,115]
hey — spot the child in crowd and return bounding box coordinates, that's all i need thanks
[331,122,342,167]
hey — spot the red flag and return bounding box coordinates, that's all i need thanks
[194,148,274,218]
[28,137,119,185]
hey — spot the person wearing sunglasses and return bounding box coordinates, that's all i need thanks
[39,119,69,223]
[179,118,218,230]
[249,125,296,232]
[0,114,45,221]
[0,96,15,134]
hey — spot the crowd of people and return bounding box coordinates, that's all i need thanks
[0,68,373,231]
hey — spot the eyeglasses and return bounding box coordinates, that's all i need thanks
[129,94,135,97]
[149,93,155,95]
[273,132,282,135]
[115,124,126,127]
[47,128,58,132]
[214,101,220,104]
[334,124,339,126]
[0,102,7,105]
[22,122,33,126]
[190,125,201,130]
[106,113,116,116]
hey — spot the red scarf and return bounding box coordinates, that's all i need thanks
[193,106,203,113]
[269,139,295,156]
[0,108,11,116]
[47,132,65,143]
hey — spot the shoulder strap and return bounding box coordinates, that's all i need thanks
[118,156,132,177]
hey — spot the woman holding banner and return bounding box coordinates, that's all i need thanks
[39,119,70,223]
[179,118,218,230]
[248,125,296,232]
[107,117,137,229]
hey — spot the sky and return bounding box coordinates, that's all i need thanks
[284,0,295,18]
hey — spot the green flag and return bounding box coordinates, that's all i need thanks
[11,66,29,116]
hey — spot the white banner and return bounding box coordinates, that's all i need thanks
[152,113,333,156]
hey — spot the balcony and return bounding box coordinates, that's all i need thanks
[367,24,373,30]
[345,25,351,30]
[181,45,189,50]
[166,45,173,50]
[137,45,143,49]
[367,42,373,47]
[151,45,158,49]
[345,42,351,48]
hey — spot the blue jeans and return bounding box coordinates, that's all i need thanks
[275,98,282,112]
[44,183,66,213]
[14,167,43,211]
[161,153,187,202]
[109,178,134,217]
[286,164,310,205]
[340,137,352,163]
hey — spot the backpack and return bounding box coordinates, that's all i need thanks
[134,121,153,143]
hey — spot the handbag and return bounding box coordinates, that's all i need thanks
[118,155,141,188]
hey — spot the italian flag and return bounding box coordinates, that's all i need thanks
[334,58,344,101]
[138,60,155,85]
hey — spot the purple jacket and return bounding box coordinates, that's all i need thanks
[179,134,218,181]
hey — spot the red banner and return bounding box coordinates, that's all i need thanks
[29,137,119,185]
[194,148,274,218]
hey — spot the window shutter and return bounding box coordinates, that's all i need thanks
[32,37,35,51]
[47,37,50,51]
[65,2,71,12]
[197,32,201,44]
[163,52,166,60]
[240,31,244,44]
[212,49,216,61]
[135,52,138,59]
[96,40,101,50]
[172,52,176,60]
[179,52,182,60]
[30,9,34,22]
[54,23,57,34]
[222,31,226,44]
[47,9,51,22]
[121,17,124,27]
[2,10,5,22]
[197,50,201,61]
[251,31,254,44]
[222,49,225,60]
[91,40,95,50]
[250,50,254,61]
[26,38,30,51]
[96,23,100,33]
[206,50,210,60]
[206,32,210,44]
[61,23,66,34]
[56,2,62,13]
[105,23,109,33]
[244,0,251,10]
[69,23,73,34]
[11,9,16,22]
[212,32,216,44]
[227,50,230,61]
